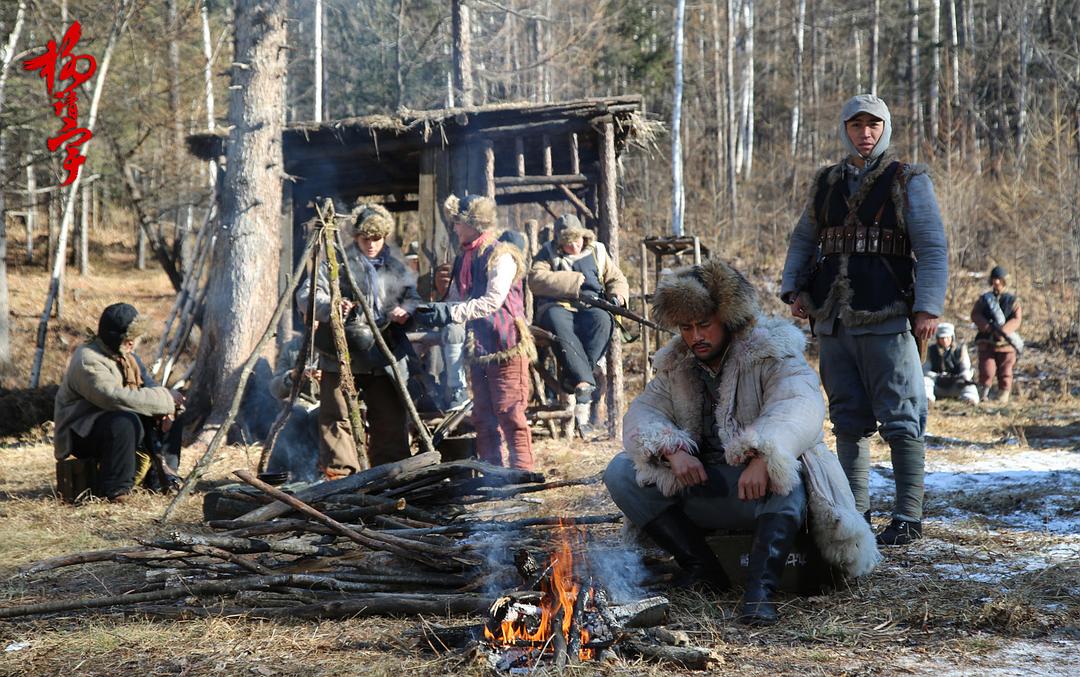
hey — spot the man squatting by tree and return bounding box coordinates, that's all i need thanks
[923,322,979,405]
[970,265,1023,404]
[53,303,186,502]
[604,259,880,626]
[528,213,629,434]
[297,204,421,479]
[416,195,536,471]
[781,94,948,546]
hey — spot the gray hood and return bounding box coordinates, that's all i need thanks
[840,94,892,161]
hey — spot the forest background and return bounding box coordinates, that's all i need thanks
[0,0,1078,393]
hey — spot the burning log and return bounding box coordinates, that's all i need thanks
[514,549,540,581]
[565,583,589,664]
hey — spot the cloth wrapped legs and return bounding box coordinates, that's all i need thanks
[819,324,926,524]
[470,355,534,470]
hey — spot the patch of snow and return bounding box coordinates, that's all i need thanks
[4,641,30,652]
[892,638,1080,677]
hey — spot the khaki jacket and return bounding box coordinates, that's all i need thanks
[622,316,881,578]
[53,339,175,460]
[528,237,630,318]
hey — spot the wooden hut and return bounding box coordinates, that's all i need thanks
[187,95,655,438]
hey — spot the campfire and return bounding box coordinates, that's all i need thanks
[483,526,600,668]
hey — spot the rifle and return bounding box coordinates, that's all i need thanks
[574,294,673,334]
[979,292,1025,355]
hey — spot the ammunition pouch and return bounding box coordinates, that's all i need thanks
[818,225,912,257]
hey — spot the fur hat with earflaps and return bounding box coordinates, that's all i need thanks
[553,213,592,247]
[351,203,394,239]
[652,258,759,333]
[444,194,497,231]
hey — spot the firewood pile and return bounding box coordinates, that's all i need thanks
[5,452,625,625]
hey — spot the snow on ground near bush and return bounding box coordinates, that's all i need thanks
[869,445,1079,586]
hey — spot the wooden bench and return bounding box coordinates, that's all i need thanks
[56,457,97,503]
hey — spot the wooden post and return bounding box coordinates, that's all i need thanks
[569,133,580,175]
[598,122,623,440]
[483,139,495,198]
[640,240,651,388]
[542,134,552,176]
[693,236,702,265]
[515,137,525,177]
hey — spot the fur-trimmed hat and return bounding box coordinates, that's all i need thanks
[554,213,592,247]
[652,258,759,332]
[444,194,497,231]
[351,203,394,239]
[97,302,150,352]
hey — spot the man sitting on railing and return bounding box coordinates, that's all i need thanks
[528,214,629,434]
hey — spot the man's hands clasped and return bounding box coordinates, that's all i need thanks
[662,447,772,501]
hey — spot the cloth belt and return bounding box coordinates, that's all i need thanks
[818,225,912,257]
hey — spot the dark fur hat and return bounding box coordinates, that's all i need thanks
[652,258,759,332]
[97,302,150,352]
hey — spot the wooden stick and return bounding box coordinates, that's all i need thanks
[377,514,623,538]
[234,451,441,522]
[237,593,495,620]
[332,226,436,457]
[566,582,589,663]
[463,474,601,501]
[18,546,177,576]
[317,201,369,470]
[161,226,321,522]
[153,533,332,557]
[232,469,454,570]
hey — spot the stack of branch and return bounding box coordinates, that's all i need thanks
[5,453,615,622]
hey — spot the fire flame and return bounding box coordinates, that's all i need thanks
[485,524,595,661]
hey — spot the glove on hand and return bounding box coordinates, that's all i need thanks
[415,302,454,328]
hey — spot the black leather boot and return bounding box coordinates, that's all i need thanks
[738,513,801,626]
[643,507,731,591]
[876,518,923,546]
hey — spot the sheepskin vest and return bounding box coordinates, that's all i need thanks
[805,156,918,326]
[454,239,532,365]
[927,343,963,376]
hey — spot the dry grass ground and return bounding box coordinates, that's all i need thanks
[1,228,1077,675]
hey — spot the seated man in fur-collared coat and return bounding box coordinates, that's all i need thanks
[603,259,880,626]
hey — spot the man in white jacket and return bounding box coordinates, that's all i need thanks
[604,259,879,625]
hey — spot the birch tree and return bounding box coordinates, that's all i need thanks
[791,0,806,157]
[908,0,922,160]
[186,0,287,439]
[29,0,132,387]
[0,0,27,378]
[930,0,941,147]
[671,0,685,236]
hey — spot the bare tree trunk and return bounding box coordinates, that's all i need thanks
[948,0,960,159]
[791,0,805,157]
[1015,3,1030,166]
[724,0,737,224]
[735,0,754,178]
[711,0,724,224]
[451,0,473,107]
[909,0,922,161]
[24,158,34,262]
[79,183,89,275]
[314,0,323,120]
[870,0,880,96]
[0,0,27,376]
[201,0,217,191]
[186,0,287,438]
[28,1,130,388]
[930,0,941,149]
[394,0,406,108]
[671,0,686,236]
